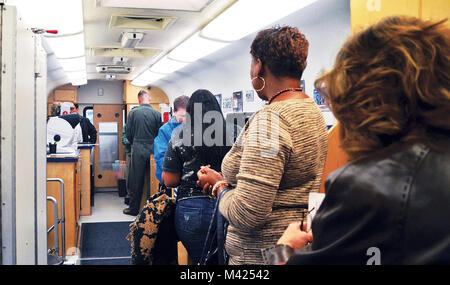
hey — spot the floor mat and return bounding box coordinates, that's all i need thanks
[79,221,132,265]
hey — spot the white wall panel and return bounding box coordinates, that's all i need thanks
[1,4,17,265]
[14,9,36,265]
[77,80,124,104]
[34,36,48,265]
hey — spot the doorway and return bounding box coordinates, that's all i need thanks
[93,104,125,188]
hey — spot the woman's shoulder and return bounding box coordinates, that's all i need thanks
[257,98,320,124]
[267,97,317,112]
[326,142,449,197]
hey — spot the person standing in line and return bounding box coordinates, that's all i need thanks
[122,124,132,205]
[122,106,139,205]
[124,90,163,216]
[197,26,328,265]
[162,89,237,264]
[263,16,450,265]
[70,103,97,144]
[153,95,189,196]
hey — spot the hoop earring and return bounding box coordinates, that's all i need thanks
[251,76,265,92]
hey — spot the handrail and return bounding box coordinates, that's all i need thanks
[46,196,59,256]
[47,178,66,261]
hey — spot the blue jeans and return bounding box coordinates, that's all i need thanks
[175,197,216,265]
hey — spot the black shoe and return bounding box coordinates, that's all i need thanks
[124,197,130,205]
[123,208,138,216]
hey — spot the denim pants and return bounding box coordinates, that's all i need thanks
[175,197,216,265]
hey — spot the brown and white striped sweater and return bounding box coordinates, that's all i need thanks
[219,98,328,265]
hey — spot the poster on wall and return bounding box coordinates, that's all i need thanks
[222,97,233,113]
[215,94,222,109]
[232,91,243,112]
[245,90,254,102]
[313,88,326,106]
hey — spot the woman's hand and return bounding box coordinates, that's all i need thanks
[277,222,313,252]
[197,165,224,195]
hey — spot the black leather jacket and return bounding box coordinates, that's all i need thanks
[262,141,450,265]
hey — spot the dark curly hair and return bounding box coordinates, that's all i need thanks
[250,26,309,79]
[315,16,450,161]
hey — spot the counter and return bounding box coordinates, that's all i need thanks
[77,144,95,216]
[47,154,81,256]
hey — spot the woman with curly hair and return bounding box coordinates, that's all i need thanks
[263,16,450,265]
[197,26,328,265]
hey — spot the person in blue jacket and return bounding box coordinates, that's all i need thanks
[154,95,189,194]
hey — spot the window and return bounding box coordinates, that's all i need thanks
[83,106,94,124]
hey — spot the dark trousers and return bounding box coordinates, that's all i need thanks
[128,143,153,211]
[125,153,131,198]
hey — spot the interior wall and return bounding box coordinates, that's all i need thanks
[77,80,124,105]
[155,0,350,124]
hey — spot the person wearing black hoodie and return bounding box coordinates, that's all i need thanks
[70,103,97,144]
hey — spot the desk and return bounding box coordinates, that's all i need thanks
[78,145,94,215]
[47,155,81,256]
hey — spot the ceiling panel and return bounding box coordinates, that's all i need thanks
[82,0,237,82]
[96,0,213,12]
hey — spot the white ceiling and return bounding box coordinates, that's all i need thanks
[81,0,236,82]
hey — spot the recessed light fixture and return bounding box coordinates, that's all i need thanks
[97,0,212,12]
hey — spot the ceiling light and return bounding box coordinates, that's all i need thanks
[7,0,84,36]
[58,56,86,72]
[71,78,87,86]
[45,33,86,59]
[201,0,318,42]
[168,32,229,63]
[109,15,176,31]
[96,0,211,12]
[131,70,166,86]
[8,0,87,85]
[150,56,189,74]
[66,70,87,80]
[121,32,144,48]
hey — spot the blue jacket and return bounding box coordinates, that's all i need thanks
[153,117,182,183]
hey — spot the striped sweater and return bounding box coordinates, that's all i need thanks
[219,98,328,265]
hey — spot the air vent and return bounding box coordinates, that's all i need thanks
[89,47,160,58]
[109,15,176,30]
[96,64,133,74]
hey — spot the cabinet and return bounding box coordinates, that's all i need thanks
[123,80,169,113]
[47,156,81,256]
[47,85,78,112]
[79,146,93,216]
[351,0,449,34]
[351,0,420,34]
[54,88,77,102]
[421,0,450,23]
